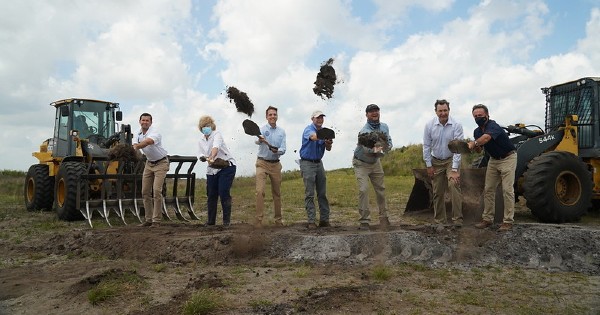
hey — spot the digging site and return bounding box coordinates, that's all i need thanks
[3,63,600,314]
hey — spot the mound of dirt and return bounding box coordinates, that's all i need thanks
[226,86,254,117]
[357,131,388,149]
[108,143,141,162]
[313,58,337,99]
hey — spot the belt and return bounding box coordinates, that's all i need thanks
[301,158,321,163]
[494,150,516,160]
[258,157,280,163]
[432,156,452,161]
[148,156,168,164]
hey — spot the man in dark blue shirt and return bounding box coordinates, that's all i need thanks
[299,110,333,229]
[468,104,517,232]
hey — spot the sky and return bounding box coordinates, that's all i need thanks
[2,0,600,178]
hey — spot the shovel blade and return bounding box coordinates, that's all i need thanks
[242,119,261,137]
[317,127,335,140]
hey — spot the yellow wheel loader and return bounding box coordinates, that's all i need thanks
[407,77,600,223]
[24,98,199,227]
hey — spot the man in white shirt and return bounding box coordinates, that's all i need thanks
[133,113,169,227]
[422,99,464,226]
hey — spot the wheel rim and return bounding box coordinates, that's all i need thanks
[555,171,581,206]
[57,178,66,207]
[26,178,35,203]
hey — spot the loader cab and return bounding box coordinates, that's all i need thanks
[543,77,600,158]
[51,99,122,158]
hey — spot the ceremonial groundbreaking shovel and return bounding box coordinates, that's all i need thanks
[242,119,279,151]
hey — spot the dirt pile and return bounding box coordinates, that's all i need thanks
[226,86,255,117]
[357,131,389,148]
[313,58,337,99]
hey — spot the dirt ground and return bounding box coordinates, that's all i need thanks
[1,208,599,315]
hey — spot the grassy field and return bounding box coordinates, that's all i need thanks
[3,144,599,228]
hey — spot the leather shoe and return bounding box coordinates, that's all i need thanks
[474,220,493,229]
[497,223,512,232]
[318,221,330,227]
[138,221,152,227]
[359,222,370,230]
[307,223,317,230]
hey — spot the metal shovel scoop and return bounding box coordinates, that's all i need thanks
[316,127,335,140]
[242,119,278,151]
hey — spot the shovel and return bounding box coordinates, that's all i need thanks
[242,119,279,151]
[447,139,471,154]
[316,127,335,140]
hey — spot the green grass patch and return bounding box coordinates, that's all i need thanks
[371,265,393,281]
[87,270,145,305]
[182,288,224,315]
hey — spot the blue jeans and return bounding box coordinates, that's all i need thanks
[299,160,330,223]
[206,165,236,225]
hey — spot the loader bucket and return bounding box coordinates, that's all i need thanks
[77,155,199,227]
[406,168,488,222]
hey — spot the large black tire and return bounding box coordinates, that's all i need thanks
[54,161,86,221]
[522,151,591,223]
[24,164,54,211]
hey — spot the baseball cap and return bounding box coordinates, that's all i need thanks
[311,110,326,118]
[365,104,380,112]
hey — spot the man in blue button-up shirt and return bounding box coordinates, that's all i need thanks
[299,110,333,229]
[254,106,286,227]
[423,99,464,226]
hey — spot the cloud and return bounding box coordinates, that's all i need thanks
[2,0,600,179]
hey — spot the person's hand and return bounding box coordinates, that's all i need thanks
[325,139,333,151]
[449,170,460,185]
[373,145,383,154]
[269,147,278,154]
[427,166,434,178]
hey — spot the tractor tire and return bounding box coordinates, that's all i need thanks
[54,161,86,221]
[522,151,591,223]
[24,164,54,211]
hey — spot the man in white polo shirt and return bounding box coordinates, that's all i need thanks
[133,113,169,227]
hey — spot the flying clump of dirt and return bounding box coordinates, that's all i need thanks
[226,86,255,117]
[357,131,389,149]
[313,58,337,100]
[108,143,141,162]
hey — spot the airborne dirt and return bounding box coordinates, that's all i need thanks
[1,208,599,315]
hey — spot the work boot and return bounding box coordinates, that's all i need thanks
[474,220,493,229]
[359,222,370,230]
[318,221,330,227]
[307,223,317,230]
[497,223,512,232]
[138,221,152,227]
[150,222,160,227]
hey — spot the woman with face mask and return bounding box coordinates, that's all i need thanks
[197,115,237,227]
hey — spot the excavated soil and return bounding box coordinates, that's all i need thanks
[1,210,599,314]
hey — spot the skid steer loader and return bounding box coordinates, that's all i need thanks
[407,77,600,223]
[24,98,200,227]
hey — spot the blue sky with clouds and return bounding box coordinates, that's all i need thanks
[2,0,600,177]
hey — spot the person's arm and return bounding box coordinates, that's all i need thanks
[452,123,464,170]
[277,129,287,155]
[133,136,155,150]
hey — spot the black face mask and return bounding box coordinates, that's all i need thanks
[475,117,487,127]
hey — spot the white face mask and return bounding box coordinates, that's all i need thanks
[201,126,212,135]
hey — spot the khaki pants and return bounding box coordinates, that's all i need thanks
[255,159,283,225]
[353,158,387,224]
[482,153,517,223]
[141,159,169,223]
[431,157,462,224]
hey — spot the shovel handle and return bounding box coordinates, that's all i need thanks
[256,135,279,151]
